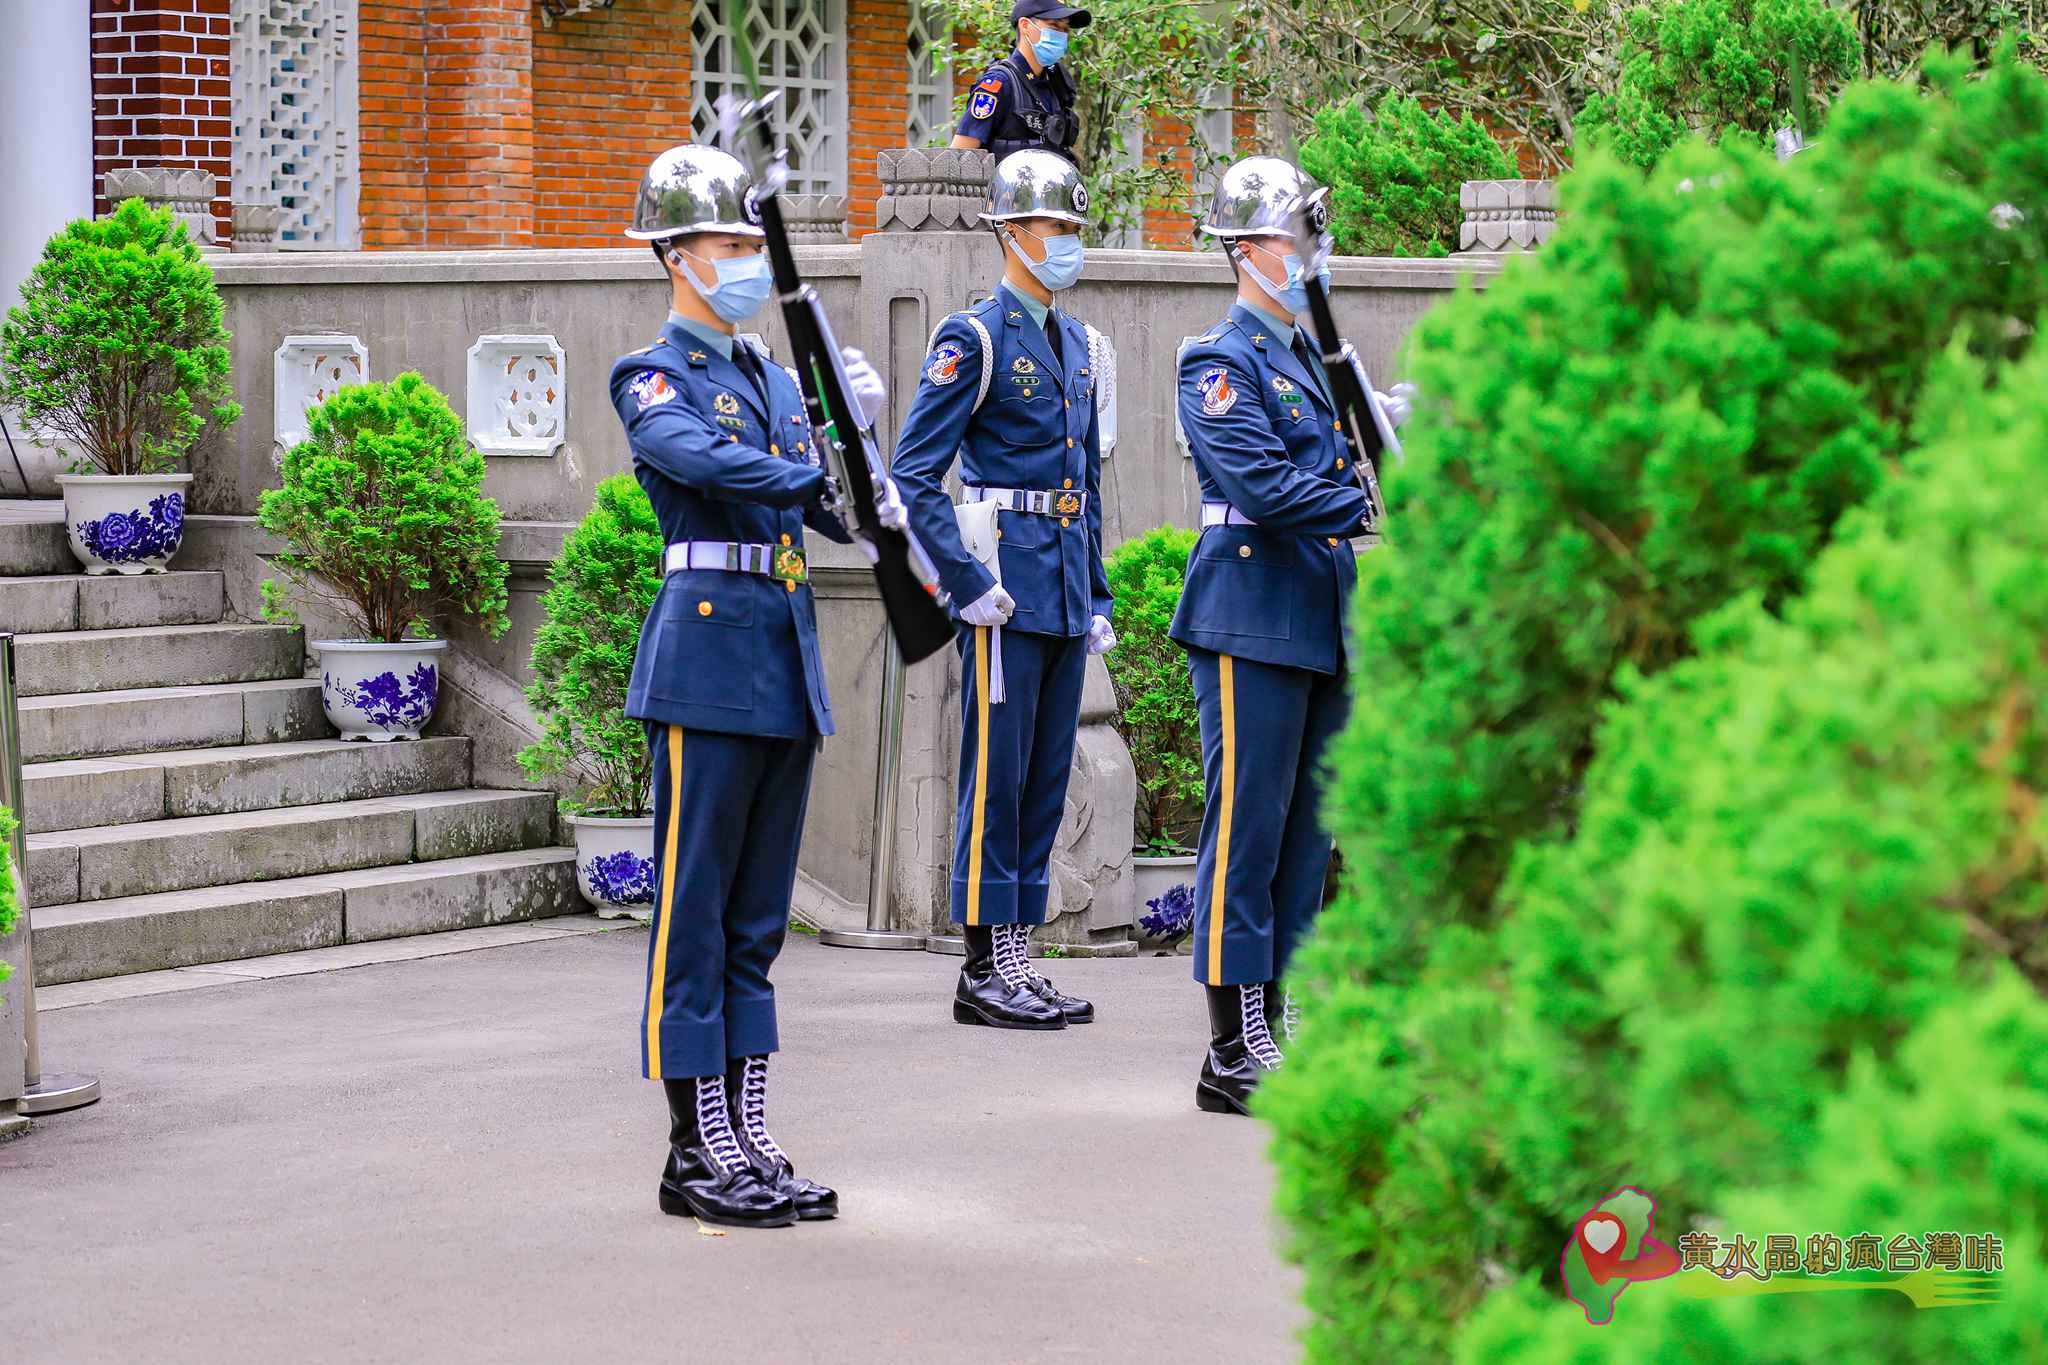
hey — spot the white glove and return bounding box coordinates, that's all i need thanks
[850,532,880,565]
[1086,614,1116,655]
[961,584,1015,627]
[1377,381,1417,430]
[874,474,908,532]
[842,346,886,427]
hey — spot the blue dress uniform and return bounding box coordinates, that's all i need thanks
[894,285,1112,935]
[611,314,851,1085]
[1170,301,1367,992]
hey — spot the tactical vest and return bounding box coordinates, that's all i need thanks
[987,53,1080,163]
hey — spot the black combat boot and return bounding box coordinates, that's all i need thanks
[1195,982,1283,1116]
[659,1075,797,1228]
[726,1055,838,1222]
[1263,984,1298,1049]
[1011,925,1094,1023]
[954,924,1065,1029]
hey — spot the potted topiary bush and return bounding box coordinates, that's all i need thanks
[1103,526,1204,911]
[518,474,662,918]
[258,371,508,741]
[0,198,238,574]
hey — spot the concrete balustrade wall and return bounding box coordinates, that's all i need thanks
[128,232,1494,940]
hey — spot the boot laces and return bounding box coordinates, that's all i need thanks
[992,923,1033,991]
[1241,984,1284,1068]
[1280,990,1302,1043]
[694,1074,749,1173]
[737,1056,790,1167]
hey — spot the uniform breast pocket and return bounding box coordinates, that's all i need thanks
[1196,532,1291,640]
[651,576,757,710]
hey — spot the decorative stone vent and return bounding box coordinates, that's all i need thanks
[272,335,369,452]
[1459,179,1557,252]
[102,167,221,249]
[874,148,994,233]
[782,194,849,244]
[466,335,567,458]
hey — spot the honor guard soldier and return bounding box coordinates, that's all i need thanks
[893,149,1116,1031]
[613,144,906,1227]
[1171,156,1412,1116]
[950,0,1089,165]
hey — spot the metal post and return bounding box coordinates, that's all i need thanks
[0,633,100,1115]
[821,641,926,950]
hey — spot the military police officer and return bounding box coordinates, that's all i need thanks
[613,143,906,1226]
[950,0,1089,165]
[893,150,1115,1031]
[1171,156,1412,1116]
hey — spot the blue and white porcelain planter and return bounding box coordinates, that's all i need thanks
[58,473,192,575]
[567,813,657,919]
[316,638,446,742]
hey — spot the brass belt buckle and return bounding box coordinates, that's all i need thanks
[1055,492,1081,516]
[770,545,809,585]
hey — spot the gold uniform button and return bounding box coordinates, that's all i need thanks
[780,533,792,546]
[1328,537,1340,547]
[994,528,1003,540]
[1238,545,1251,559]
[1062,478,1073,489]
[786,581,796,594]
[1336,458,1346,470]
[1059,517,1070,528]
[1064,400,1071,410]
[1332,421,1341,432]
[1066,437,1075,449]
[1290,407,1301,418]
[770,443,781,455]
[697,601,713,617]
[1023,388,1034,397]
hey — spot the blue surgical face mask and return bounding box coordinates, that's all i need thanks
[1242,241,1328,316]
[674,246,773,324]
[1029,22,1069,67]
[1013,227,1085,291]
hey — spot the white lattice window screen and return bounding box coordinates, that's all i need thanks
[691,0,845,195]
[906,2,951,146]
[232,0,360,248]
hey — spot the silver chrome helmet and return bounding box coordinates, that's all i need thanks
[981,149,1090,227]
[625,144,763,241]
[1201,155,1317,240]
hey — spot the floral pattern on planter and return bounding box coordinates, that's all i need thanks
[325,662,438,733]
[75,492,185,565]
[1139,882,1195,943]
[583,848,656,907]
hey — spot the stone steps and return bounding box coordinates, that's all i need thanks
[21,736,473,833]
[0,510,71,576]
[13,621,305,697]
[8,570,226,633]
[26,788,555,907]
[18,678,329,763]
[30,847,582,984]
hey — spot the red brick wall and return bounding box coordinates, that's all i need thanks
[845,0,910,238]
[91,0,233,240]
[531,0,693,248]
[427,0,534,248]
[359,0,430,248]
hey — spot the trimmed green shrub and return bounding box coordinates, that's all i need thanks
[1576,0,1861,168]
[519,474,662,818]
[1262,53,2048,1363]
[0,198,238,476]
[258,372,509,643]
[1103,526,1202,853]
[1444,342,2048,1359]
[0,805,16,989]
[1298,93,1516,257]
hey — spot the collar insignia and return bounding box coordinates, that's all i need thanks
[1250,333,1268,344]
[687,349,707,362]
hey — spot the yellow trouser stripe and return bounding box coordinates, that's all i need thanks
[646,726,683,1079]
[1209,654,1235,984]
[966,625,991,926]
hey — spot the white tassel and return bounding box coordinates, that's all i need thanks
[989,624,1006,705]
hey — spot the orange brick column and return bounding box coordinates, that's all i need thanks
[359,0,431,248]
[845,0,910,238]
[532,0,693,248]
[91,0,233,240]
[426,0,535,247]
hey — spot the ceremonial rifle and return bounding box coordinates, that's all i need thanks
[1286,188,1401,532]
[721,35,956,665]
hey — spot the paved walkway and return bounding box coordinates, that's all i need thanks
[2,929,1301,1363]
